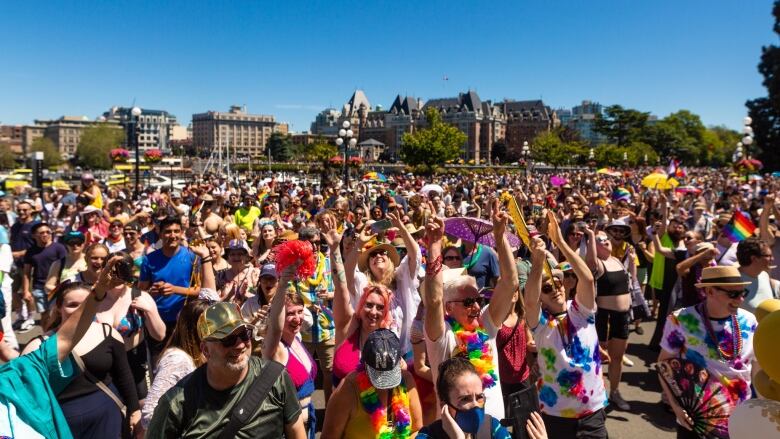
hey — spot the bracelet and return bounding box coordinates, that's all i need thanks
[425,255,443,277]
[201,257,213,264]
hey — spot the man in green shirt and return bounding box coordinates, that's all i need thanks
[148,302,305,438]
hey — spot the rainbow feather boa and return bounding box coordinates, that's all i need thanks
[356,371,412,439]
[445,316,498,389]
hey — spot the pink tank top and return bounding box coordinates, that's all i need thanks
[333,329,361,381]
[284,338,317,390]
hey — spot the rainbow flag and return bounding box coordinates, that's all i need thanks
[257,190,269,204]
[722,211,756,243]
[612,187,631,202]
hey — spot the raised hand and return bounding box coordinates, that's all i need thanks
[387,211,404,230]
[545,210,564,247]
[530,236,546,262]
[491,198,509,237]
[357,227,376,246]
[425,216,445,247]
[321,215,343,249]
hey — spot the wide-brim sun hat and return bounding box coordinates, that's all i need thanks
[81,205,102,217]
[605,219,631,235]
[358,243,401,272]
[694,266,751,288]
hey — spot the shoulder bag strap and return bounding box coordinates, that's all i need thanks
[217,360,285,439]
[72,349,127,417]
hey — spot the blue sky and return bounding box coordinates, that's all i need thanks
[0,1,776,132]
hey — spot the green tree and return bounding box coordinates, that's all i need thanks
[267,133,293,162]
[0,143,18,170]
[30,137,63,168]
[400,107,466,173]
[76,124,125,169]
[747,1,780,170]
[705,126,741,166]
[594,105,650,147]
[491,141,508,163]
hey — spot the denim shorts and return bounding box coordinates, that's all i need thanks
[31,288,47,313]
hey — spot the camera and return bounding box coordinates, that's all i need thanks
[114,258,135,283]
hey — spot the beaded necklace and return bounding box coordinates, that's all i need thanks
[697,302,742,362]
[356,371,412,439]
[445,315,498,389]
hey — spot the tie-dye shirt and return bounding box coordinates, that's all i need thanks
[660,306,756,407]
[532,299,608,419]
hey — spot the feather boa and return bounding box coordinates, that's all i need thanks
[356,371,412,439]
[445,315,498,389]
[273,240,316,278]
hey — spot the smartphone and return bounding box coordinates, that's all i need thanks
[370,219,393,234]
[505,385,540,439]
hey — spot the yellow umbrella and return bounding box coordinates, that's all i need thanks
[641,173,679,190]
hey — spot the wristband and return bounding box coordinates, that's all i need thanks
[201,257,213,264]
[425,255,443,277]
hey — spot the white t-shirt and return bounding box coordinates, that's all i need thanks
[352,251,421,356]
[0,400,45,439]
[425,305,504,421]
[532,299,608,419]
[740,271,776,314]
[716,242,738,266]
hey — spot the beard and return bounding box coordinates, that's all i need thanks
[224,350,250,373]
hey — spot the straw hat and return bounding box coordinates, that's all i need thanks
[358,243,400,272]
[694,266,751,288]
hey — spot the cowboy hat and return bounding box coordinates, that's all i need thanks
[694,266,751,288]
[358,243,401,272]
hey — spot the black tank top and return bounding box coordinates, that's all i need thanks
[596,265,630,296]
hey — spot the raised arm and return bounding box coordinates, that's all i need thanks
[487,200,520,327]
[547,211,595,310]
[759,193,775,246]
[322,216,353,345]
[524,238,545,330]
[57,256,125,362]
[584,223,600,274]
[388,211,420,276]
[423,216,446,343]
[262,265,296,361]
[676,247,717,277]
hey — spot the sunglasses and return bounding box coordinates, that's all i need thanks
[444,255,462,262]
[370,249,389,259]
[542,280,563,294]
[450,296,484,308]
[595,237,610,244]
[713,287,748,300]
[216,326,252,347]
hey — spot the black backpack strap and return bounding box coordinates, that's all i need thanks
[218,360,285,439]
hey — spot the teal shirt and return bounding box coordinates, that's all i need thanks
[0,334,76,439]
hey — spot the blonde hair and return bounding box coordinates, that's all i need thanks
[367,259,397,290]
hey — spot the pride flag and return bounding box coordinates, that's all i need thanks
[722,211,756,243]
[612,187,631,202]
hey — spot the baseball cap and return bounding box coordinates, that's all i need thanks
[197,302,253,341]
[361,328,402,390]
[260,264,277,279]
[62,231,86,245]
[225,239,250,254]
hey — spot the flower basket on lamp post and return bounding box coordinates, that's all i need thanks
[110,148,130,163]
[144,148,163,164]
[347,156,363,168]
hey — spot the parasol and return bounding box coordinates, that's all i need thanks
[420,183,444,196]
[656,358,732,439]
[596,168,622,177]
[362,172,388,182]
[641,173,679,190]
[550,175,568,187]
[444,217,522,250]
[747,174,763,181]
[675,186,702,195]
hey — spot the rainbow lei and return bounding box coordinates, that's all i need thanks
[356,371,412,439]
[445,316,498,389]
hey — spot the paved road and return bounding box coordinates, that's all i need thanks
[14,317,677,438]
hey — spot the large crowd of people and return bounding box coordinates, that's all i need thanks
[0,166,777,438]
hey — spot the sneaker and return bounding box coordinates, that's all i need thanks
[610,390,631,411]
[622,356,635,367]
[18,318,35,332]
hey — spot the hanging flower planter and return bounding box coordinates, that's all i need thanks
[348,156,363,167]
[328,156,344,165]
[144,148,163,164]
[110,148,130,163]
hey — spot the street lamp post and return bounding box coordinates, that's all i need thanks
[130,106,142,200]
[521,141,530,177]
[336,121,357,188]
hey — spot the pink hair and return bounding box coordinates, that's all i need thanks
[356,285,394,329]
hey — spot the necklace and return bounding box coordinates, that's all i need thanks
[445,315,498,389]
[356,370,412,439]
[697,302,742,362]
[462,245,483,270]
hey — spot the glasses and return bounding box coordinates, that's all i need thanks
[217,326,252,347]
[370,250,389,259]
[110,225,123,229]
[542,281,563,294]
[449,296,484,308]
[595,237,609,244]
[713,287,748,300]
[444,255,462,262]
[124,232,137,237]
